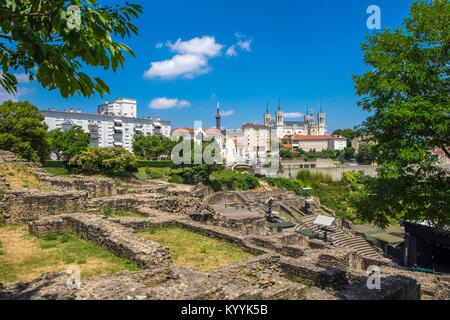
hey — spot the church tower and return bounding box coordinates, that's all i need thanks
[275,98,284,126]
[264,102,272,127]
[215,102,221,130]
[317,101,327,135]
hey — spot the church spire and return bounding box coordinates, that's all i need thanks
[266,101,269,114]
[320,100,323,114]
[278,98,280,112]
[215,102,221,130]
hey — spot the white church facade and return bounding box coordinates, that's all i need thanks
[264,100,327,139]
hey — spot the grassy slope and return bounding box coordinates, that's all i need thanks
[138,226,253,272]
[0,163,44,190]
[0,225,137,285]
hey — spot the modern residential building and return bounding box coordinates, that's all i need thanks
[40,98,171,153]
[264,100,327,138]
[241,123,271,159]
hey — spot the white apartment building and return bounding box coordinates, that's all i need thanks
[241,123,271,159]
[40,98,171,154]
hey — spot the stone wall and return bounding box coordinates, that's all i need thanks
[0,189,88,224]
[34,172,117,198]
[28,214,172,269]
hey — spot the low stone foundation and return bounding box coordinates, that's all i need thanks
[0,190,88,224]
[28,214,172,269]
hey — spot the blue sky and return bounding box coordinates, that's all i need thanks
[2,0,414,133]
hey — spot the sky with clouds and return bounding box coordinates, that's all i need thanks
[1,0,414,133]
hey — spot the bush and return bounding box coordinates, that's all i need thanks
[266,177,304,195]
[342,171,365,184]
[209,170,260,191]
[69,147,137,174]
[168,174,184,184]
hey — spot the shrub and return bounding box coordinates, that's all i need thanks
[342,171,365,184]
[200,245,207,254]
[68,147,137,174]
[209,170,260,191]
[168,174,184,184]
[266,177,304,195]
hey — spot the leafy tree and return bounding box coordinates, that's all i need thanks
[0,1,142,97]
[351,0,449,230]
[132,134,176,159]
[279,148,293,159]
[68,146,137,173]
[356,142,375,165]
[49,126,90,160]
[342,147,355,160]
[0,100,50,161]
[171,138,224,185]
[319,149,339,159]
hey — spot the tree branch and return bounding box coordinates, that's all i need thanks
[0,43,14,54]
[0,34,14,42]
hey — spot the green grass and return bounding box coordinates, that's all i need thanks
[43,167,70,176]
[133,167,171,180]
[138,226,253,272]
[0,225,138,285]
[111,210,143,218]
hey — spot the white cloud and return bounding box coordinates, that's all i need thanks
[148,97,191,110]
[145,36,225,79]
[225,45,237,57]
[234,32,244,39]
[167,36,224,57]
[220,110,235,117]
[0,86,34,103]
[14,73,32,83]
[237,40,252,52]
[226,32,252,57]
[155,42,164,48]
[284,112,304,119]
[144,54,209,79]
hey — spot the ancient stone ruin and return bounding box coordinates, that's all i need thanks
[0,150,448,300]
